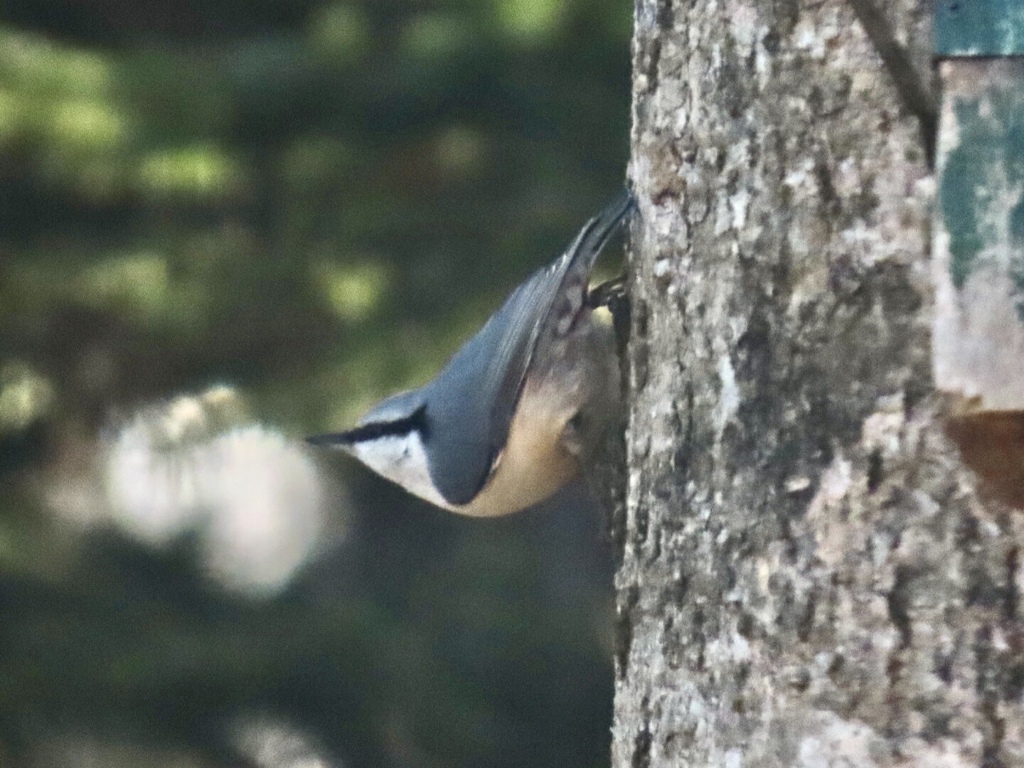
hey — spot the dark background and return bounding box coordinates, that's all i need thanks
[0,1,630,766]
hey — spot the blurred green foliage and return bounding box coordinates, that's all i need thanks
[0,0,630,766]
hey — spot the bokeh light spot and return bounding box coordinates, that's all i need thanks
[78,252,170,319]
[309,3,370,63]
[0,361,54,432]
[401,13,473,59]
[494,0,567,43]
[315,260,390,322]
[138,145,241,199]
[49,100,126,150]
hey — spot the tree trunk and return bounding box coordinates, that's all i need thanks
[615,1,1024,766]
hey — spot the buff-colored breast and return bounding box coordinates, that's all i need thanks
[452,378,579,517]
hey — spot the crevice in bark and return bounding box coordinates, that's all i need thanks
[977,625,1007,768]
[887,564,914,650]
[615,585,640,679]
[845,0,938,165]
[867,449,884,493]
[797,587,817,643]
[1006,546,1020,621]
[635,0,674,95]
[630,695,652,768]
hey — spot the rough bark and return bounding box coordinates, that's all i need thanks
[615,1,1024,766]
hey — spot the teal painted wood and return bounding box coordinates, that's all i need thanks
[939,61,1024,314]
[933,59,1024,409]
[935,0,1024,56]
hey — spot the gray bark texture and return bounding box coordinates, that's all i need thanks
[614,1,1024,766]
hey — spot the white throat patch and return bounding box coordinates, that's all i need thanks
[348,430,452,510]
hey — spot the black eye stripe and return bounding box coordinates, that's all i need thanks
[308,404,428,446]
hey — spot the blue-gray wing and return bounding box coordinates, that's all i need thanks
[423,191,633,505]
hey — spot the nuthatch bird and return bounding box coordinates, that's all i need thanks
[308,192,633,516]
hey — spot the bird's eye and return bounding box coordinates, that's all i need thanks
[567,411,585,432]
